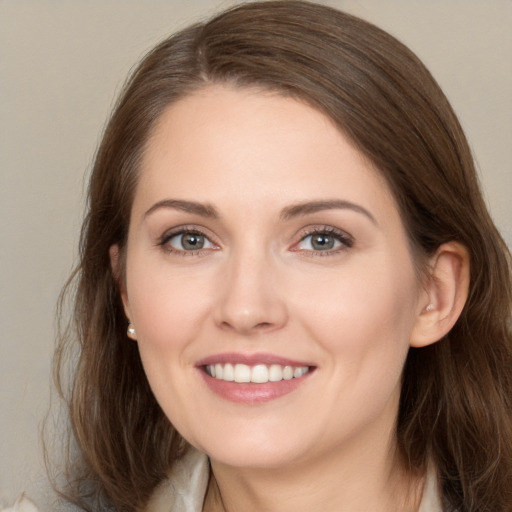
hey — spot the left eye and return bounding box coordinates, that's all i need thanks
[167,231,215,251]
[296,231,349,251]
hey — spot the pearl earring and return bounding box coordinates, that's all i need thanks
[127,323,137,339]
[425,304,434,312]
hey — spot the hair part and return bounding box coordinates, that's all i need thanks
[50,2,512,510]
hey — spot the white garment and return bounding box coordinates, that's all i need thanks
[145,448,443,512]
[146,449,210,512]
[6,449,442,511]
[0,495,39,512]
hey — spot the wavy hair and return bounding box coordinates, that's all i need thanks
[51,2,512,510]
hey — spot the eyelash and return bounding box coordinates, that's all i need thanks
[292,225,354,256]
[157,225,353,257]
[157,226,218,257]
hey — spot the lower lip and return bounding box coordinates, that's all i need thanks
[198,369,313,405]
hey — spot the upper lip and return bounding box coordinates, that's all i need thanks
[195,352,315,368]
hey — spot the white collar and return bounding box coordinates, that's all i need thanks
[145,448,209,512]
[418,462,443,512]
[145,448,443,512]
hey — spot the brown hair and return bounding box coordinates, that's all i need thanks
[52,1,512,510]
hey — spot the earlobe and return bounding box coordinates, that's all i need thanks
[109,244,132,321]
[410,242,470,348]
[127,323,137,340]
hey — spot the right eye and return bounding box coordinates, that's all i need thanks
[159,229,217,254]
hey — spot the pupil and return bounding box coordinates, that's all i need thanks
[182,234,204,250]
[312,234,334,250]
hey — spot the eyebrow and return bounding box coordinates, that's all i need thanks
[144,198,377,225]
[144,199,219,218]
[280,200,377,225]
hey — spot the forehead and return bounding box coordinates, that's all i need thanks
[136,84,397,221]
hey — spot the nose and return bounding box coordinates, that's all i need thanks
[213,249,288,336]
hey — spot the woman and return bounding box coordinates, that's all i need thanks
[49,1,512,511]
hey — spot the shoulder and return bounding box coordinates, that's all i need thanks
[1,495,39,512]
[145,449,445,512]
[145,448,209,512]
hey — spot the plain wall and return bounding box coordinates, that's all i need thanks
[1,1,511,509]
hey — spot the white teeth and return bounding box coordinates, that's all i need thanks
[223,363,234,381]
[282,366,294,380]
[294,366,308,378]
[234,364,251,383]
[251,364,269,383]
[268,364,282,382]
[205,363,310,383]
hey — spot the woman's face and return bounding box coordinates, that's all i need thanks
[120,85,426,470]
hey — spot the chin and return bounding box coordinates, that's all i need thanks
[188,422,310,470]
[205,443,302,470]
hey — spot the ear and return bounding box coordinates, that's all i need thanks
[109,244,132,322]
[410,242,470,348]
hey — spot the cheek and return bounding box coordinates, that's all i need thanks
[296,255,419,365]
[298,263,418,431]
[125,261,211,359]
[125,265,210,426]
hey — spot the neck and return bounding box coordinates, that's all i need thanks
[203,428,424,512]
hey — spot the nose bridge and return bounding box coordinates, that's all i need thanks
[214,240,287,334]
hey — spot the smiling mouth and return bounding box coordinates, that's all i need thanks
[204,363,312,383]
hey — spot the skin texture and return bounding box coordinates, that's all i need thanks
[114,85,469,512]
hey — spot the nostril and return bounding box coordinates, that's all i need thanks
[219,320,271,331]
[255,322,272,329]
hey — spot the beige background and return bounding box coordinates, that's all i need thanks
[1,0,511,509]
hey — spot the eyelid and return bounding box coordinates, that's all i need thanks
[155,223,353,256]
[290,225,354,254]
[157,225,220,255]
